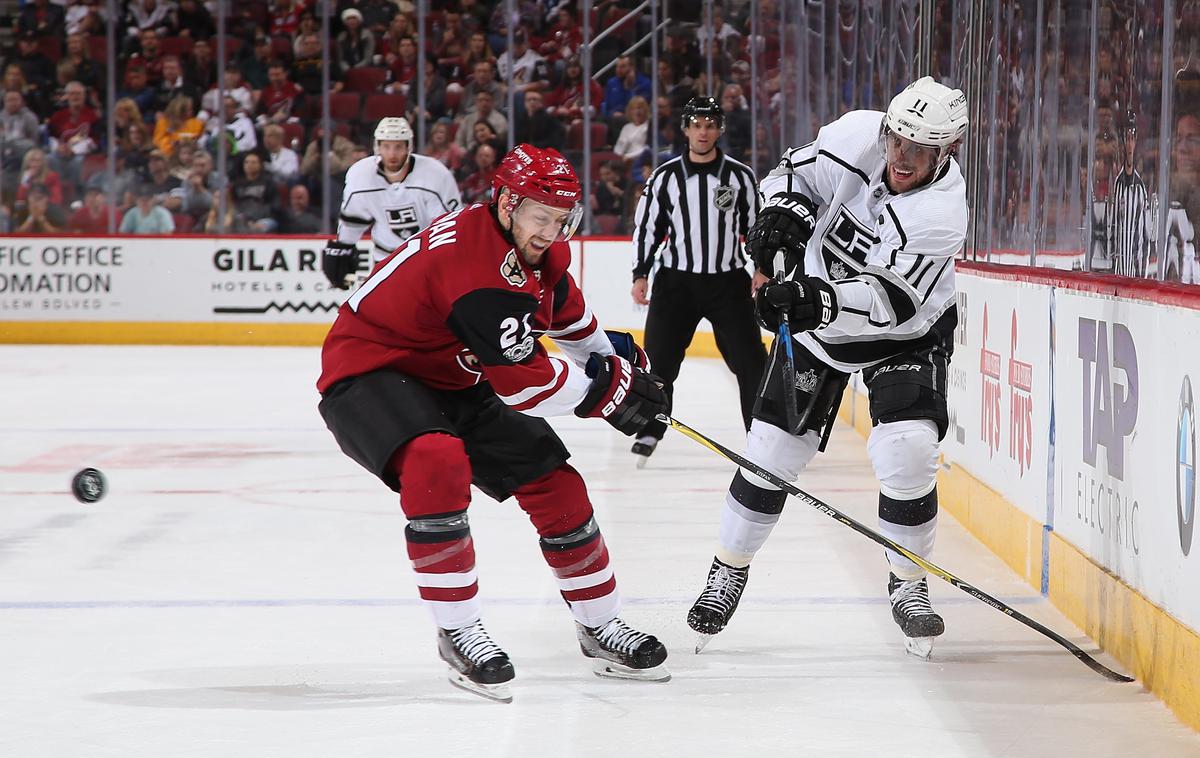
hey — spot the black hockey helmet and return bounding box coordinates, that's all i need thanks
[681,96,724,130]
[1119,109,1138,143]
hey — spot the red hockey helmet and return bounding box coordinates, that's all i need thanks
[492,144,584,240]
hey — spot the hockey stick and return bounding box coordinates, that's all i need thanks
[776,319,803,435]
[772,251,802,435]
[661,414,1135,683]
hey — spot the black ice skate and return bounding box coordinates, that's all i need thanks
[576,618,670,681]
[631,436,658,469]
[687,557,750,652]
[437,620,515,702]
[888,573,945,660]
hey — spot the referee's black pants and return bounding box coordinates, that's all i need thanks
[639,267,768,441]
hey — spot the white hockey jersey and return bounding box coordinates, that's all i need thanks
[762,109,968,372]
[1164,200,1198,283]
[336,153,463,263]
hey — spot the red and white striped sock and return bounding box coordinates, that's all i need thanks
[541,522,619,628]
[406,525,479,630]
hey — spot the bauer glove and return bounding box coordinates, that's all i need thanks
[746,192,818,278]
[574,354,667,436]
[755,276,839,333]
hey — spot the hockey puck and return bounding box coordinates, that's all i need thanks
[72,468,107,503]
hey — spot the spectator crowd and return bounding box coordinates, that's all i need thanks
[0,0,789,235]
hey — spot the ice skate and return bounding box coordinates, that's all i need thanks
[888,573,944,660]
[437,621,515,702]
[631,436,658,468]
[576,618,670,681]
[687,557,750,652]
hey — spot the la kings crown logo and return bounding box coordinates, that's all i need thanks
[794,369,818,393]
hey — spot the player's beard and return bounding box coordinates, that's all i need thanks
[379,149,410,180]
[887,159,933,193]
[498,211,547,266]
[382,160,406,180]
[517,234,552,266]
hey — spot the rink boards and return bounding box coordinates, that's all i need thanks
[2,234,1199,730]
[0,234,687,349]
[843,263,1200,731]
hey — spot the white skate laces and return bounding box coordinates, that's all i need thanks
[594,618,652,655]
[694,562,749,616]
[888,575,943,660]
[578,617,670,681]
[890,577,936,618]
[448,621,506,664]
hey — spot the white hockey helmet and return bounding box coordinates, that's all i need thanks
[373,116,414,153]
[883,76,968,148]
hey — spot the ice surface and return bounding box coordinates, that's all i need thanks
[1,345,1196,757]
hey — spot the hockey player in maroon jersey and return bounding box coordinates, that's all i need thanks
[317,144,671,702]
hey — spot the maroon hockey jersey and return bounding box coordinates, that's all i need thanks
[318,203,612,416]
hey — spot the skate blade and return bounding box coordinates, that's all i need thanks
[446,669,513,703]
[694,634,713,653]
[592,660,671,682]
[634,454,650,469]
[904,636,935,660]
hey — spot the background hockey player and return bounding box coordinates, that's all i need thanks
[317,144,671,702]
[686,77,969,659]
[321,116,462,290]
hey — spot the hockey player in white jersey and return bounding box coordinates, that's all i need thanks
[1163,200,1197,283]
[322,117,463,289]
[687,77,969,659]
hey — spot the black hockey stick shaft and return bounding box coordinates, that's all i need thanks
[662,415,1135,683]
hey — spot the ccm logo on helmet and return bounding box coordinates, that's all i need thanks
[601,358,633,417]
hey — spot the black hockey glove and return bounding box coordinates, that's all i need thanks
[746,192,819,278]
[604,329,651,372]
[322,239,362,290]
[755,276,840,333]
[574,353,668,436]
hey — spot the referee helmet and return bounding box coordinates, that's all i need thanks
[681,96,724,131]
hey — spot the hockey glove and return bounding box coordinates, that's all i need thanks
[574,354,668,436]
[746,192,819,277]
[755,276,840,333]
[604,330,651,371]
[322,240,362,290]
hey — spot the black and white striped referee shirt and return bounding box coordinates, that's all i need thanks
[1107,168,1149,278]
[631,150,760,280]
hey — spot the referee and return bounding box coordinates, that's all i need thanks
[1109,110,1149,277]
[629,96,768,466]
